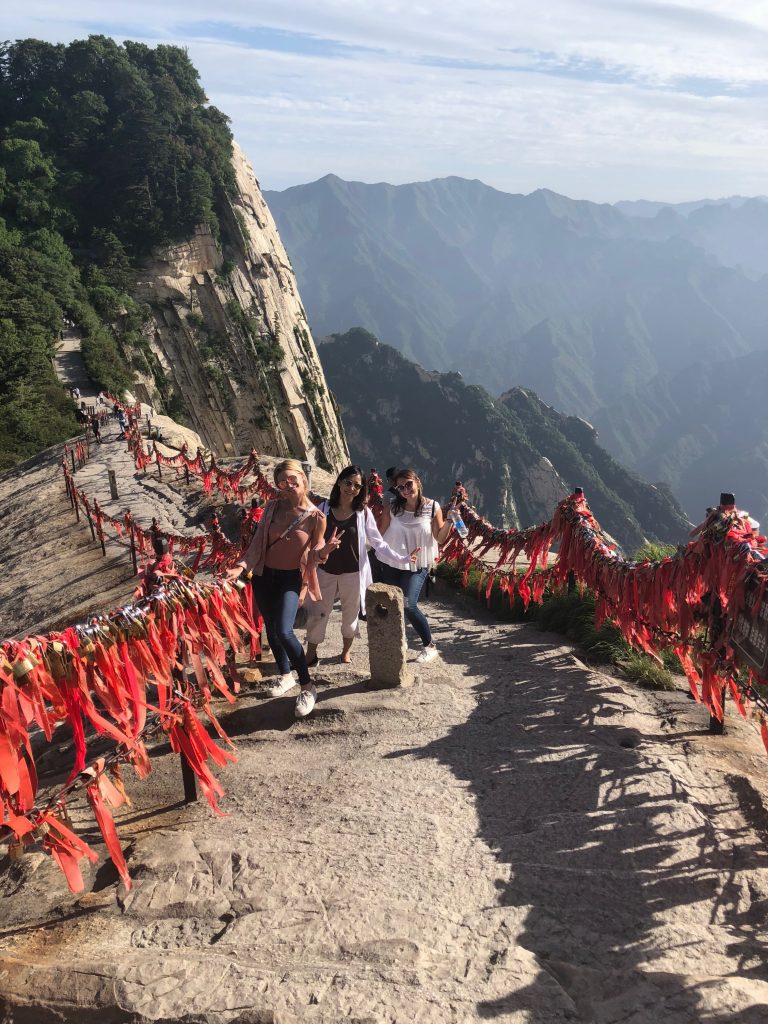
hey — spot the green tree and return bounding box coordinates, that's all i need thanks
[0,35,237,470]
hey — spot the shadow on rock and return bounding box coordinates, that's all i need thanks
[389,615,768,1022]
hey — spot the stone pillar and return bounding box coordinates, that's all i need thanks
[365,583,412,687]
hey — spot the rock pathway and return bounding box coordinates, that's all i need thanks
[53,328,94,400]
[1,590,768,1022]
[3,368,768,1020]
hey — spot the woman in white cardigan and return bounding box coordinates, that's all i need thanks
[306,466,419,664]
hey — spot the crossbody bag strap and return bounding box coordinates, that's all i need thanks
[265,507,315,550]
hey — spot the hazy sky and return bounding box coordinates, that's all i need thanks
[6,1,768,201]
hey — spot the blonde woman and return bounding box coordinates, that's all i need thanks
[306,465,418,665]
[229,460,340,718]
[377,468,454,663]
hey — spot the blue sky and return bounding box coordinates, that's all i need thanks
[5,1,768,202]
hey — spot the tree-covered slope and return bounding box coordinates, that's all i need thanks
[0,36,235,470]
[319,328,689,550]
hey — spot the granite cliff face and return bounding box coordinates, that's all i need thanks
[130,144,348,471]
[319,329,690,551]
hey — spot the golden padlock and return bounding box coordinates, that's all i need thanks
[12,654,39,679]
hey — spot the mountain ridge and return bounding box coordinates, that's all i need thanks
[265,173,767,420]
[0,36,348,472]
[318,327,690,552]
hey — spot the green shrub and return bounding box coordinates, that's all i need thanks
[618,651,677,690]
[632,542,677,562]
[80,328,132,394]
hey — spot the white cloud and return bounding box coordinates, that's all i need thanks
[5,2,768,200]
[194,38,768,200]
[11,0,768,83]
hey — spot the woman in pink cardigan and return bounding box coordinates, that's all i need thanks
[229,459,340,718]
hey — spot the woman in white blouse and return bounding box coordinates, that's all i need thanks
[377,468,455,663]
[306,465,418,665]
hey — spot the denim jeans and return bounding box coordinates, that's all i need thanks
[251,567,310,687]
[380,565,432,646]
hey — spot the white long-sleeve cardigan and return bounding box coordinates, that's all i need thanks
[315,500,411,609]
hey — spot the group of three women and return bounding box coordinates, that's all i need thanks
[230,461,457,718]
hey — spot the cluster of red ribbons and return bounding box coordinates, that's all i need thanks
[104,393,141,419]
[127,427,277,503]
[61,460,241,571]
[0,575,258,892]
[367,470,384,517]
[440,492,768,745]
[63,438,90,471]
[126,427,342,512]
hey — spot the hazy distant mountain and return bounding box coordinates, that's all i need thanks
[614,196,764,219]
[319,328,690,551]
[618,197,768,278]
[592,353,768,525]
[266,176,768,417]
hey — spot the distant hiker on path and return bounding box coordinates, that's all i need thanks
[377,468,454,663]
[306,465,419,666]
[451,480,469,505]
[228,459,341,718]
[90,413,101,444]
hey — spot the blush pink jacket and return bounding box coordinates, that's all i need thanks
[239,500,324,602]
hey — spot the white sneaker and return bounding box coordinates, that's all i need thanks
[415,645,439,664]
[267,673,296,697]
[295,685,317,718]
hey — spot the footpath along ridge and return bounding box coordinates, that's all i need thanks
[2,391,768,1018]
[53,327,92,401]
[1,592,768,1022]
[0,414,209,640]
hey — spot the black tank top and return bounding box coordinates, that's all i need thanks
[322,510,359,575]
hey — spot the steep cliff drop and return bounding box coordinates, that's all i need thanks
[131,142,348,473]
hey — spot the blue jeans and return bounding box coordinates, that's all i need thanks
[251,567,310,687]
[380,565,432,647]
